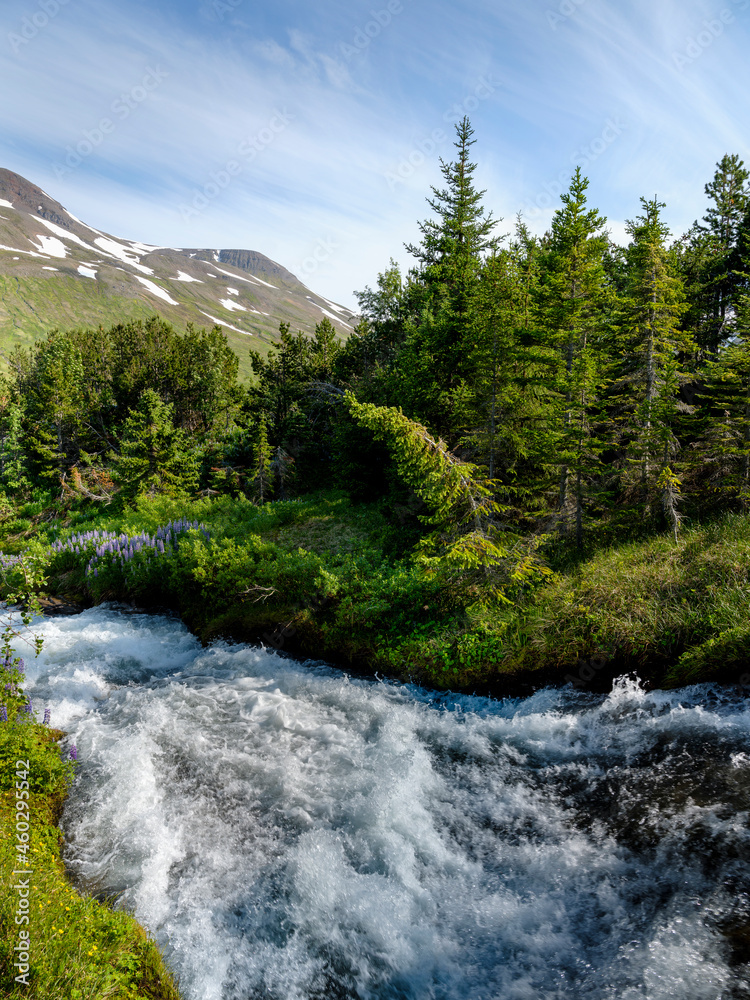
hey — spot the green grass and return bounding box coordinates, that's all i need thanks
[5,495,750,693]
[490,512,750,685]
[0,274,273,381]
[0,710,182,998]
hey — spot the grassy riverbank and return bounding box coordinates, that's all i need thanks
[1,493,749,998]
[3,492,750,695]
[0,704,181,998]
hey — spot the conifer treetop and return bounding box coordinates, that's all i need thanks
[405,116,499,270]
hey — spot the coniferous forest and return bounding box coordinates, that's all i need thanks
[2,118,750,692]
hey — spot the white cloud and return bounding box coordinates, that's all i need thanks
[0,0,747,307]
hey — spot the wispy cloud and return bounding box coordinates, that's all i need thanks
[1,0,748,307]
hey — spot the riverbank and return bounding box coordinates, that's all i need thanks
[11,604,750,998]
[0,704,182,998]
[3,493,750,696]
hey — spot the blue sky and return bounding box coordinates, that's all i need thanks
[1,0,749,309]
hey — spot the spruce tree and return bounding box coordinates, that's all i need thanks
[110,390,199,499]
[0,380,29,495]
[399,117,499,437]
[466,220,559,525]
[695,284,750,509]
[249,413,274,502]
[680,154,750,355]
[535,168,610,547]
[609,197,691,528]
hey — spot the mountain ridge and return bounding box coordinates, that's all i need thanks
[0,169,357,378]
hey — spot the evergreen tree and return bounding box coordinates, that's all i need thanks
[609,197,691,527]
[679,155,750,355]
[699,153,750,249]
[12,333,86,482]
[110,390,199,499]
[398,117,499,436]
[466,221,559,526]
[249,414,274,502]
[0,379,29,495]
[695,285,750,509]
[535,168,611,546]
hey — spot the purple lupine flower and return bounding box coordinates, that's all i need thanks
[17,659,24,674]
[0,706,7,723]
[23,701,32,715]
[69,745,77,761]
[43,708,51,725]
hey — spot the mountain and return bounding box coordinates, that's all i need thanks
[0,169,357,379]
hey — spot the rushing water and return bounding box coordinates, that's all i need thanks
[14,604,750,999]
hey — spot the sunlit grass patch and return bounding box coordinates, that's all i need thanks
[0,717,182,999]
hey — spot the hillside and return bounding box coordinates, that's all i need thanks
[0,169,356,378]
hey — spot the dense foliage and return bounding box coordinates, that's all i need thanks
[1,118,750,688]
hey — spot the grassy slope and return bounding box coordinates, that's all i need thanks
[0,717,182,999]
[0,274,275,380]
[497,513,750,688]
[5,495,750,695]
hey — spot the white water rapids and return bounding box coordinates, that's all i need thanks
[14,605,750,999]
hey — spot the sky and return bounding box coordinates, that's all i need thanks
[1,0,749,310]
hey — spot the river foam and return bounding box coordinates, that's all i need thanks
[15,605,750,998]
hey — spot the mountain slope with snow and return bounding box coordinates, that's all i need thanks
[0,169,356,377]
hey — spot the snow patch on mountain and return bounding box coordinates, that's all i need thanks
[128,241,163,255]
[226,288,239,296]
[38,218,97,252]
[0,243,49,258]
[219,299,246,312]
[200,312,254,335]
[135,276,178,305]
[78,265,97,279]
[211,264,276,288]
[33,235,68,258]
[0,199,13,209]
[94,237,154,275]
[175,271,202,283]
[320,307,353,329]
[320,297,350,316]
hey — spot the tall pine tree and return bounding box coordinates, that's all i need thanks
[609,197,691,531]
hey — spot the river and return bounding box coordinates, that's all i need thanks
[16,604,750,999]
